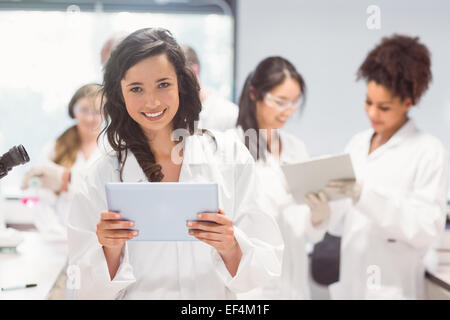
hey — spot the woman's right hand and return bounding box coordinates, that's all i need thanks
[304,191,330,226]
[96,211,139,249]
[21,162,68,192]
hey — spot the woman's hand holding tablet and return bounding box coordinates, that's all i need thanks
[97,211,139,248]
[96,211,140,279]
[186,209,242,276]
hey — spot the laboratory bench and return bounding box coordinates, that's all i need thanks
[1,199,450,300]
[0,199,67,300]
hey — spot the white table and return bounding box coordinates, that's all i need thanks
[425,219,450,299]
[0,231,67,300]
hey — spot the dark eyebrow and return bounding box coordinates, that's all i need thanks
[126,78,171,87]
[126,82,143,87]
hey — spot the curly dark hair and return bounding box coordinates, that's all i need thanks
[101,28,202,182]
[357,34,432,105]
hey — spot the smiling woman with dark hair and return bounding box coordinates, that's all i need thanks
[318,34,448,299]
[67,28,283,300]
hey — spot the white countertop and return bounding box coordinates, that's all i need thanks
[0,231,67,300]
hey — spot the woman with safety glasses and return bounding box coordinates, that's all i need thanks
[21,83,104,234]
[233,56,327,299]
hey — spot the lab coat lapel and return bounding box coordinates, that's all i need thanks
[118,136,223,184]
[175,136,217,298]
[367,119,417,161]
[279,131,294,165]
[180,134,231,211]
[179,135,219,183]
[121,152,148,182]
[178,135,209,182]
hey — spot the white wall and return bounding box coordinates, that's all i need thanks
[236,0,450,195]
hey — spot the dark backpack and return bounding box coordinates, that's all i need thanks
[310,232,341,286]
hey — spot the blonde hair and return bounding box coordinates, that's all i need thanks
[53,83,102,169]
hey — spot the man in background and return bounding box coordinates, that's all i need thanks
[182,45,238,131]
[100,32,128,66]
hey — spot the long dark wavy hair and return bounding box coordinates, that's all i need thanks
[101,28,202,182]
[236,56,306,161]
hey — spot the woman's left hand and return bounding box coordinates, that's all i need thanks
[325,178,362,203]
[187,209,239,255]
[187,209,242,276]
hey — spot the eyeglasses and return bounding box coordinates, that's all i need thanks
[264,92,301,110]
[74,105,102,118]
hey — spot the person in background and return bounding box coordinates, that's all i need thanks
[320,34,448,299]
[100,32,128,66]
[67,28,283,299]
[233,56,328,299]
[182,44,238,131]
[21,83,104,233]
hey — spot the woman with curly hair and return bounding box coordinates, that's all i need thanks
[320,34,448,299]
[67,28,283,299]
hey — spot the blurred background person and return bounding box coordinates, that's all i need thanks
[21,83,104,238]
[182,44,238,131]
[100,32,128,66]
[320,34,448,299]
[233,56,328,299]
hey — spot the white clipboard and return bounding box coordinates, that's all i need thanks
[105,182,219,241]
[281,153,356,204]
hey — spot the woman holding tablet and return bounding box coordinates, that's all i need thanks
[233,57,328,299]
[323,35,448,299]
[67,28,283,299]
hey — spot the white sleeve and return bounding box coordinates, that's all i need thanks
[211,149,284,293]
[326,198,352,237]
[356,148,448,250]
[303,206,328,244]
[324,135,365,237]
[67,167,136,300]
[281,202,327,244]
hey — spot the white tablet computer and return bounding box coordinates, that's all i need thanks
[281,153,355,204]
[105,182,219,241]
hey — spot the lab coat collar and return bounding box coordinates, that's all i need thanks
[120,134,210,183]
[121,151,147,182]
[258,130,295,166]
[235,125,291,165]
[366,118,418,158]
[279,131,296,165]
[181,134,210,165]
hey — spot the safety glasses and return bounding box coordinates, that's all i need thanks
[74,104,102,118]
[264,92,301,110]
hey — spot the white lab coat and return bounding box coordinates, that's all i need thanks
[328,119,448,299]
[232,127,326,299]
[67,130,284,299]
[35,141,102,230]
[197,89,239,132]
